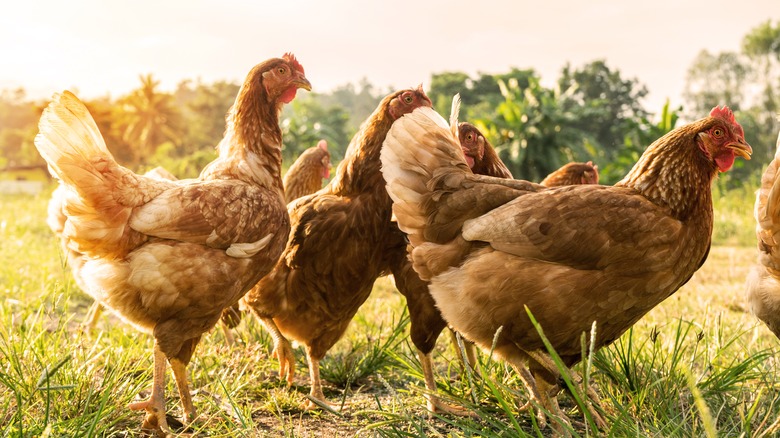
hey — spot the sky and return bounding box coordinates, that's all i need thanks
[1,0,778,113]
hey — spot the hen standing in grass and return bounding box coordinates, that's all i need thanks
[34,54,310,434]
[747,132,780,338]
[240,87,462,412]
[382,100,751,431]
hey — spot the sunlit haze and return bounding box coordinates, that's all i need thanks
[1,0,777,112]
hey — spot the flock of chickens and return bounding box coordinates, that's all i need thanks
[31,53,780,435]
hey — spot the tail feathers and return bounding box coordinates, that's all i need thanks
[449,94,461,139]
[381,104,469,246]
[35,91,151,259]
[35,91,113,182]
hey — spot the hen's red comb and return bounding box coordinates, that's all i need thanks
[283,52,304,74]
[710,105,744,137]
[710,106,735,123]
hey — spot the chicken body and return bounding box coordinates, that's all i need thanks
[747,132,780,338]
[220,139,332,333]
[381,101,751,430]
[241,87,434,409]
[34,54,310,433]
[540,161,599,186]
[283,139,332,203]
[48,167,178,329]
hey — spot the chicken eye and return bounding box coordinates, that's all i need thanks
[712,128,724,138]
[278,67,287,75]
[466,134,473,141]
[403,94,413,104]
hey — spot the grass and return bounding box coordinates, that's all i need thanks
[1,186,779,437]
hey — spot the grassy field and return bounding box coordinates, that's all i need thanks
[1,187,779,437]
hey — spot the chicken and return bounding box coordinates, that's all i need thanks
[381,99,751,431]
[219,139,332,337]
[541,161,599,186]
[283,139,332,203]
[449,123,599,368]
[48,167,178,329]
[34,54,310,433]
[747,132,780,339]
[458,122,513,178]
[240,87,443,411]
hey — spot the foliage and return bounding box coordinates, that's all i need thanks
[599,100,682,184]
[0,89,42,169]
[114,74,183,167]
[558,59,650,161]
[473,75,596,181]
[174,79,240,156]
[683,50,750,117]
[281,94,352,163]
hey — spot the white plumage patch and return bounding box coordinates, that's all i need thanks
[226,233,274,258]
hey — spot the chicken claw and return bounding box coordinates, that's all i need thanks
[128,345,170,434]
[260,317,296,385]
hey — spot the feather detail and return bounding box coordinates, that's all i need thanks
[226,233,274,258]
[449,94,461,139]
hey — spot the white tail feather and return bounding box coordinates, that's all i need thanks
[381,105,465,241]
[449,94,461,139]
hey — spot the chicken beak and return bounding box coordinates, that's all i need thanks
[728,139,752,160]
[294,74,312,91]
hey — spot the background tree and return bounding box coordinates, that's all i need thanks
[0,88,42,169]
[558,60,650,163]
[115,74,183,167]
[281,94,351,164]
[683,50,749,117]
[174,79,240,156]
[473,76,595,181]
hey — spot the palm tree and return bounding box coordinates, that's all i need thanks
[117,74,183,166]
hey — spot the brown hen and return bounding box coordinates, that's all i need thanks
[240,87,450,411]
[220,139,332,334]
[34,54,310,433]
[381,100,751,431]
[284,139,332,203]
[458,122,513,178]
[541,161,599,186]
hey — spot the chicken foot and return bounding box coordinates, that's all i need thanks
[259,317,295,385]
[506,354,572,436]
[128,344,170,434]
[419,350,474,417]
[525,349,607,430]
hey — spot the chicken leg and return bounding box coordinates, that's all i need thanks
[303,347,342,411]
[128,344,170,433]
[82,302,104,330]
[525,349,606,430]
[259,317,296,385]
[169,336,200,425]
[418,351,474,417]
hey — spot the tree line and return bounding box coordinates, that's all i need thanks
[1,20,778,186]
